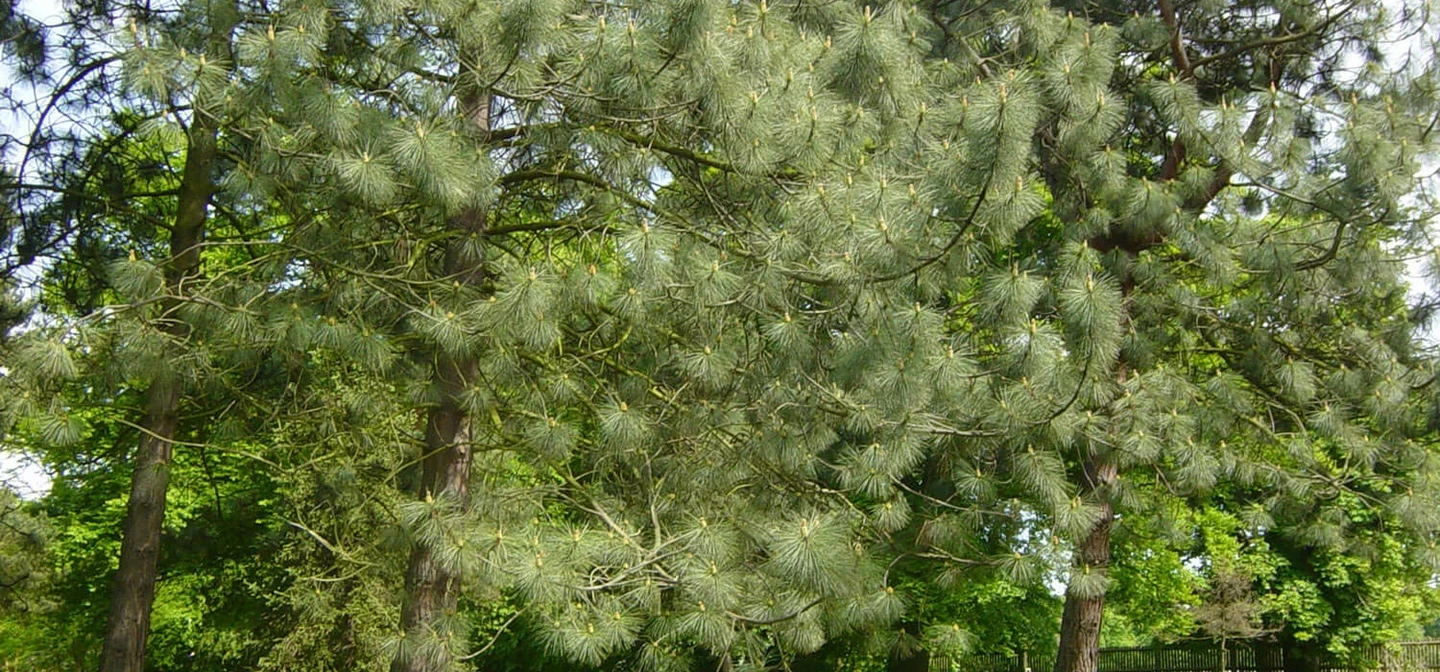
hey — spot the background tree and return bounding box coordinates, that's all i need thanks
[0,0,318,668]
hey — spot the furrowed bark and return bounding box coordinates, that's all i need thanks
[1053,449,1118,672]
[390,95,490,672]
[392,353,478,672]
[98,382,182,672]
[98,85,221,672]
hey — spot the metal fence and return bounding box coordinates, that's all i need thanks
[960,641,1440,672]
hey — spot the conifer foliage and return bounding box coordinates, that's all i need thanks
[1,0,1438,670]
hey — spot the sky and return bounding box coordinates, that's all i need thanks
[0,0,66,497]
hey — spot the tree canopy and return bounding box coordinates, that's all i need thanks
[2,0,1439,670]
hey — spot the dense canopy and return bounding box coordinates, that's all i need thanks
[2,0,1439,670]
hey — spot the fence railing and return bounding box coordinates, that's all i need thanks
[1095,643,1285,672]
[1323,642,1440,672]
[959,640,1440,672]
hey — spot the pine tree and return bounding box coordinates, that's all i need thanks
[99,12,236,667]
[233,1,956,667]
[0,0,315,668]
[256,0,1440,668]
[877,1,1440,670]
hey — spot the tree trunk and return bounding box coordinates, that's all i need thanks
[1053,451,1118,672]
[1055,254,1134,672]
[391,356,476,672]
[98,383,180,672]
[391,94,490,672]
[98,87,221,672]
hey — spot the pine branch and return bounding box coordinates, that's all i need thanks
[1293,219,1350,271]
[1157,0,1194,79]
[14,54,123,182]
[1187,10,1347,71]
[871,185,988,283]
[485,216,589,236]
[457,609,527,661]
[1184,101,1275,212]
[609,128,737,174]
[726,598,823,625]
[1155,0,1284,212]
